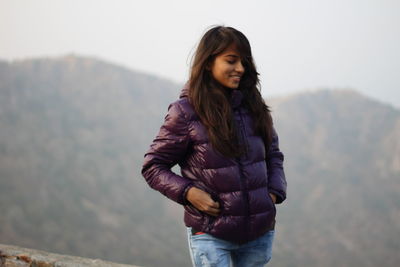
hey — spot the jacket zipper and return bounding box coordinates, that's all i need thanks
[235,108,251,241]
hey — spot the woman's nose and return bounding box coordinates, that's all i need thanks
[235,61,244,73]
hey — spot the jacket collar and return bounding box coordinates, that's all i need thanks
[180,82,243,109]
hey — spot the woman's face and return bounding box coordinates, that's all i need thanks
[210,45,245,89]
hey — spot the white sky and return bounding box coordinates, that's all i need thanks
[1,0,399,107]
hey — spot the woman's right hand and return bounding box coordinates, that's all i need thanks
[186,187,220,217]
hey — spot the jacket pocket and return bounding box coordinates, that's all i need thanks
[192,182,223,213]
[188,182,222,232]
[266,188,277,214]
[204,214,219,232]
[185,203,204,219]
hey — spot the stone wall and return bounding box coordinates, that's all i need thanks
[0,244,141,267]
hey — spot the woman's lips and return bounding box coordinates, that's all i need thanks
[231,75,241,82]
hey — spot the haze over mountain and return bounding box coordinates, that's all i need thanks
[0,55,399,267]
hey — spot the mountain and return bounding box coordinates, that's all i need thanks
[0,55,399,267]
[0,55,187,267]
[268,90,400,266]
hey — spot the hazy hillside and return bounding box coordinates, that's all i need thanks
[0,55,399,267]
[268,90,400,266]
[0,55,188,267]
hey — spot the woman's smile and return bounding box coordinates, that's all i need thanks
[210,45,245,89]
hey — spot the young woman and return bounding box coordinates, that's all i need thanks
[142,26,287,267]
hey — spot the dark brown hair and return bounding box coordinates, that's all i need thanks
[189,26,273,158]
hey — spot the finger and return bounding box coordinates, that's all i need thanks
[205,210,220,217]
[205,206,220,216]
[209,201,220,208]
[197,203,218,213]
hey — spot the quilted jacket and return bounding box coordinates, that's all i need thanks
[141,85,287,244]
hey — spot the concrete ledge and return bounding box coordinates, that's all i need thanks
[0,244,141,267]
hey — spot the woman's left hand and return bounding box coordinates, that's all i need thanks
[269,193,277,204]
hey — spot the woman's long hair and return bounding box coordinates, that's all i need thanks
[189,26,273,158]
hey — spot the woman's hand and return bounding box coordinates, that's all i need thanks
[186,187,220,217]
[269,193,277,204]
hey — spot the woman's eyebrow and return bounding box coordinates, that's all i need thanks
[224,54,239,58]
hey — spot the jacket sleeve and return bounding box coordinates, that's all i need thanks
[141,101,193,205]
[267,127,287,204]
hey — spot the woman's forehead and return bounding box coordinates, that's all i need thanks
[220,44,240,56]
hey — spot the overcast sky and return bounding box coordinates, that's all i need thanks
[1,0,399,107]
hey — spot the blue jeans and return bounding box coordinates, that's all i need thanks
[186,227,275,267]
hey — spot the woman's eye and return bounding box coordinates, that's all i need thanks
[227,60,235,64]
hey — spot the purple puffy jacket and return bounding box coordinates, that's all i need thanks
[142,85,287,244]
